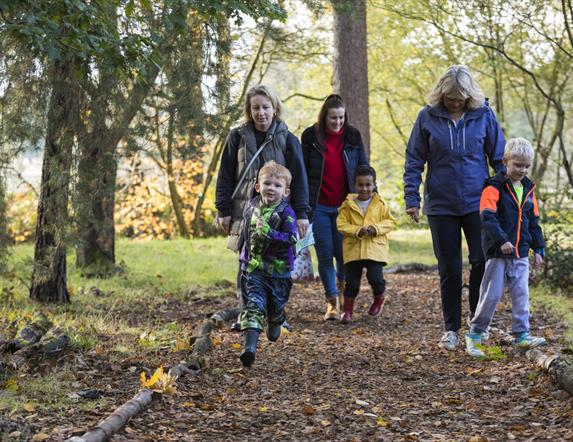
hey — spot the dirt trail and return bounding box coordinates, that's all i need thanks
[95,271,571,442]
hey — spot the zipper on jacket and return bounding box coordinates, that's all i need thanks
[462,124,466,150]
[313,142,325,208]
[505,182,536,258]
[447,121,454,150]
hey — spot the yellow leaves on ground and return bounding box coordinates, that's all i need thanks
[377,417,390,427]
[23,403,37,412]
[211,336,222,347]
[31,433,50,442]
[259,405,269,413]
[140,366,177,395]
[231,343,241,349]
[302,405,316,415]
[172,338,191,352]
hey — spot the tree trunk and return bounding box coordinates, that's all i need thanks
[332,0,371,157]
[75,131,117,273]
[165,111,190,238]
[0,174,7,273]
[30,59,79,303]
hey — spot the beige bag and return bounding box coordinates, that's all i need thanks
[226,219,244,252]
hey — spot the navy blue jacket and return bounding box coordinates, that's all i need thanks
[480,172,544,259]
[404,104,505,216]
[301,124,368,220]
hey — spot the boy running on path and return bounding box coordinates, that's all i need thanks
[336,165,396,324]
[466,138,546,357]
[238,161,297,366]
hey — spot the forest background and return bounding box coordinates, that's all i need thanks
[1,0,573,301]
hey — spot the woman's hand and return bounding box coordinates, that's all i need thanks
[297,219,309,238]
[500,241,515,254]
[406,207,419,223]
[533,253,543,268]
[218,216,231,234]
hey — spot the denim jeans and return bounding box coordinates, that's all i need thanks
[344,259,386,299]
[312,203,344,298]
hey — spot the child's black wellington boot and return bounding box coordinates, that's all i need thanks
[267,323,281,342]
[240,329,260,367]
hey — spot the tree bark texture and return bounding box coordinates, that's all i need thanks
[67,389,159,442]
[527,348,573,395]
[30,59,79,303]
[332,0,371,157]
[0,175,7,273]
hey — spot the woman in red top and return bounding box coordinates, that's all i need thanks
[301,95,369,320]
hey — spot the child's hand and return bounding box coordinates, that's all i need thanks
[366,226,377,236]
[500,241,515,254]
[533,253,543,268]
[358,227,369,237]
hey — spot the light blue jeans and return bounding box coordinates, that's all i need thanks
[312,203,344,298]
[470,257,530,335]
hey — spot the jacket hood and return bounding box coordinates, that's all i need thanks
[343,192,384,206]
[427,104,489,120]
[485,171,535,192]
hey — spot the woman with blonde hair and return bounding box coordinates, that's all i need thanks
[216,85,309,330]
[403,65,506,351]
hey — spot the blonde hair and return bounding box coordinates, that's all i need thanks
[504,137,534,160]
[428,65,485,111]
[243,85,284,123]
[258,160,292,187]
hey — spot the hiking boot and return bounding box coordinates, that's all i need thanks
[512,332,546,349]
[267,323,281,342]
[324,298,338,321]
[438,331,459,351]
[337,294,344,315]
[340,297,355,324]
[465,332,485,357]
[367,293,386,316]
[239,329,260,367]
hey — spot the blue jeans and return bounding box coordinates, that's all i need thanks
[312,203,344,298]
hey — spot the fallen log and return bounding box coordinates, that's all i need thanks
[527,349,573,395]
[0,312,52,353]
[67,389,160,442]
[186,307,241,372]
[66,307,240,441]
[385,263,438,274]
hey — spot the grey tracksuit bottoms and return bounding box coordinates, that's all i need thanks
[470,257,530,335]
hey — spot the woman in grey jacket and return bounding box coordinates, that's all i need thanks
[403,66,505,351]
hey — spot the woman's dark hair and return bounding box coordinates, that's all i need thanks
[354,164,376,182]
[317,94,349,134]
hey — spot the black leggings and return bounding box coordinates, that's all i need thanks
[344,260,386,299]
[428,213,485,332]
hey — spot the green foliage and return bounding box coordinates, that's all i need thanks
[539,210,573,295]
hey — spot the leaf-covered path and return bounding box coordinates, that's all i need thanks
[58,271,572,440]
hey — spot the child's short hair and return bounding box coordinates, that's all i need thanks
[354,164,377,182]
[504,137,534,161]
[258,161,292,187]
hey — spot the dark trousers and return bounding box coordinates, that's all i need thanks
[344,260,386,299]
[428,213,485,332]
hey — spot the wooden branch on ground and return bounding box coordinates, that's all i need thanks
[385,263,439,274]
[527,349,573,395]
[185,308,241,372]
[67,390,161,442]
[66,307,240,441]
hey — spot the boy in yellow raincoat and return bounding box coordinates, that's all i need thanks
[336,165,396,323]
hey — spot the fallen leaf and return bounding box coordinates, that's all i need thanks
[211,336,222,347]
[23,403,36,412]
[355,399,370,407]
[302,405,316,415]
[259,405,269,412]
[377,417,390,427]
[231,343,241,349]
[320,420,331,427]
[31,434,50,442]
